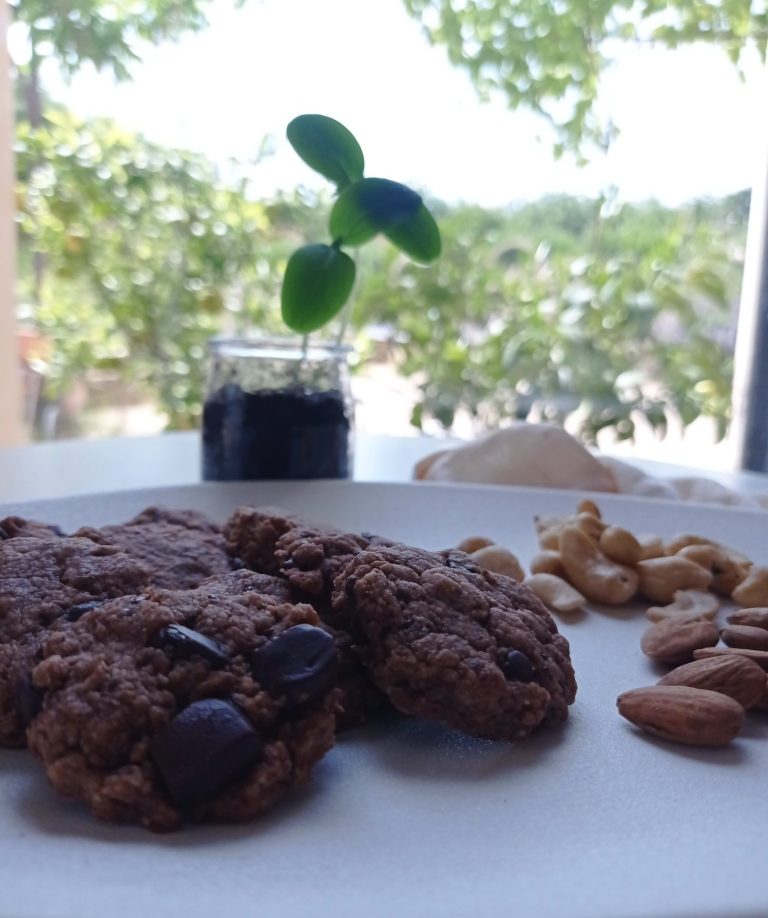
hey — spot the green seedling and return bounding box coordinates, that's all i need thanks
[281,114,441,335]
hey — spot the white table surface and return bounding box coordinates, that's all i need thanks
[0,431,767,504]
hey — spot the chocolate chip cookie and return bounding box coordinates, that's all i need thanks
[333,544,577,741]
[224,507,390,726]
[75,506,233,590]
[0,516,65,540]
[0,536,150,747]
[28,574,338,830]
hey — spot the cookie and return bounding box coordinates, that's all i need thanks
[333,544,577,741]
[0,516,65,540]
[74,506,233,590]
[224,507,391,727]
[28,573,338,831]
[224,506,392,613]
[0,536,150,747]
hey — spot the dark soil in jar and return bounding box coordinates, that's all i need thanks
[202,383,351,480]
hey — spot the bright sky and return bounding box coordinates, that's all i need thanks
[43,0,768,206]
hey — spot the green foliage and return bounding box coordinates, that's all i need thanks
[9,0,751,443]
[15,110,282,427]
[11,0,219,80]
[401,0,768,152]
[281,115,441,334]
[281,245,356,334]
[352,194,742,442]
[286,115,364,190]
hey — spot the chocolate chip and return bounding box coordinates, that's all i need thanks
[61,599,104,622]
[251,624,337,704]
[153,624,230,667]
[500,649,535,683]
[16,676,44,727]
[150,699,263,808]
[231,556,246,570]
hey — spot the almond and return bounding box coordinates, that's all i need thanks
[617,685,744,746]
[641,618,719,664]
[693,647,768,670]
[720,624,768,652]
[750,678,768,713]
[658,655,767,709]
[727,607,768,630]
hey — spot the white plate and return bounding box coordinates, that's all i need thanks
[1,481,767,918]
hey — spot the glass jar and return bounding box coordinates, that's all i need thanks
[201,337,354,481]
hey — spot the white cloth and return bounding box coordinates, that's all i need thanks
[413,423,768,510]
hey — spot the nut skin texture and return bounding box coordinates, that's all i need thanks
[641,619,719,665]
[558,525,639,606]
[645,590,720,624]
[658,655,767,710]
[693,647,768,670]
[599,526,642,566]
[529,550,566,578]
[456,536,494,555]
[727,607,768,630]
[469,545,524,581]
[637,557,713,604]
[732,567,768,608]
[524,573,586,614]
[676,544,747,596]
[720,624,768,652]
[617,685,745,747]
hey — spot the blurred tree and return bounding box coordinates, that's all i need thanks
[401,0,768,152]
[8,0,751,441]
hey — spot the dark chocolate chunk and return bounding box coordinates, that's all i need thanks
[154,624,230,667]
[61,600,105,622]
[251,624,337,704]
[150,699,263,808]
[500,649,535,683]
[16,677,43,728]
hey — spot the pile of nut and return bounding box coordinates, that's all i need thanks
[455,499,768,749]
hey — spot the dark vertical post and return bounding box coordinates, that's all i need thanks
[731,117,768,473]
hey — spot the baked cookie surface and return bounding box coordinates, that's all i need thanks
[333,544,577,741]
[0,536,150,747]
[223,507,391,727]
[28,573,338,831]
[74,506,233,590]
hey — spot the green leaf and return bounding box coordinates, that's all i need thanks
[385,202,441,263]
[280,244,356,333]
[330,178,423,246]
[286,115,364,189]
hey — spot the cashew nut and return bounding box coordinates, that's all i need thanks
[637,534,665,560]
[456,535,494,554]
[732,566,768,607]
[576,498,602,519]
[470,545,524,581]
[558,524,639,605]
[637,556,713,604]
[534,515,568,550]
[524,573,586,614]
[645,589,720,623]
[664,533,720,555]
[529,550,567,578]
[676,544,748,596]
[599,525,643,566]
[574,511,606,542]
